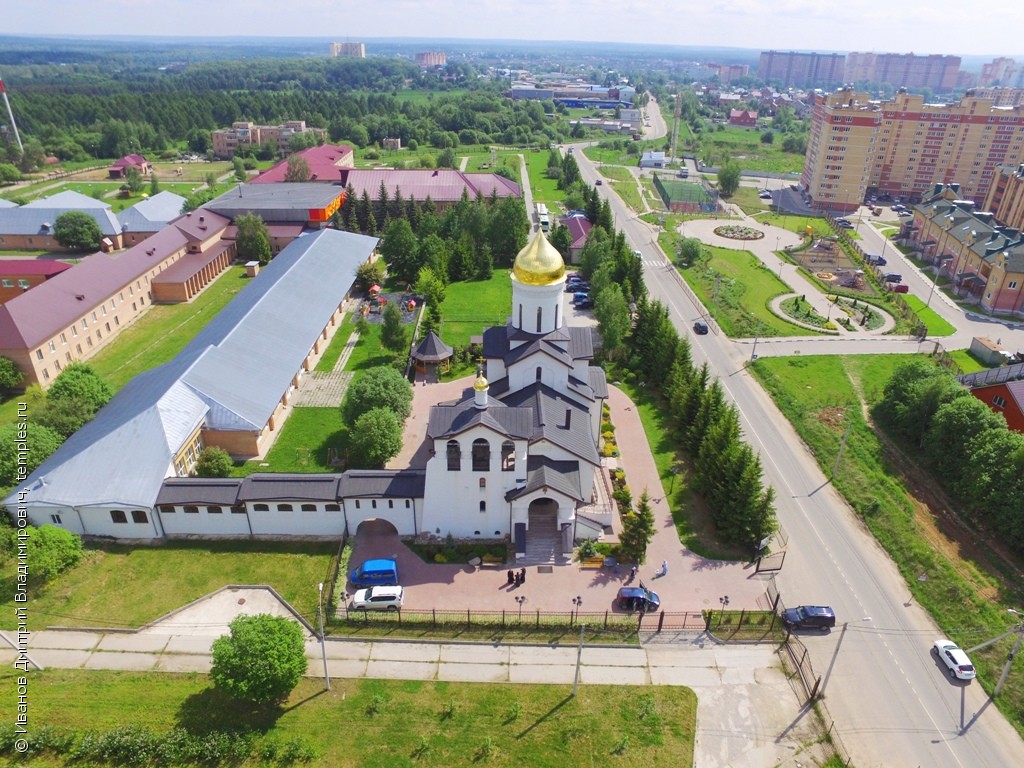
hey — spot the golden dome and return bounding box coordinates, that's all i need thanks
[473,372,489,391]
[512,231,565,286]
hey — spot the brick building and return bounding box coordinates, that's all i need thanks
[211,121,326,159]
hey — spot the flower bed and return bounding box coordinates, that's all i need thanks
[713,225,764,241]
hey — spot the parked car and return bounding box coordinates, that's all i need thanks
[693,321,709,335]
[866,255,887,266]
[566,280,589,293]
[573,291,590,304]
[595,179,603,186]
[781,605,836,631]
[574,296,594,309]
[893,284,909,293]
[616,585,661,613]
[351,585,404,611]
[835,219,854,229]
[884,273,903,283]
[349,558,399,587]
[759,190,772,200]
[932,639,976,680]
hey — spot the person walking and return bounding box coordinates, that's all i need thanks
[507,569,515,585]
[630,565,638,582]
[660,560,668,577]
[519,568,526,584]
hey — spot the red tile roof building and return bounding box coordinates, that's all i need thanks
[0,260,72,304]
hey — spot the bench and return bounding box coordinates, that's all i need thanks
[580,556,606,569]
[480,554,505,568]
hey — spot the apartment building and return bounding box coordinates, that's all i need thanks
[801,89,1024,212]
[844,53,960,91]
[983,162,1024,232]
[980,57,1021,88]
[415,51,447,68]
[708,63,750,84]
[329,41,365,58]
[757,51,845,89]
[211,120,326,159]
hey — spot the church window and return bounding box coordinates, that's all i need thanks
[501,441,515,471]
[479,501,486,512]
[536,366,542,382]
[479,477,486,488]
[447,440,461,471]
[472,438,490,471]
[536,306,542,332]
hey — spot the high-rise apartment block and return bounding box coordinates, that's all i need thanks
[980,57,1021,87]
[758,51,845,89]
[844,53,960,91]
[983,162,1024,232]
[708,63,750,84]
[211,121,326,159]
[415,52,447,68]
[801,89,1024,212]
[329,41,365,58]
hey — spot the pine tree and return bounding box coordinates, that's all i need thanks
[686,379,726,454]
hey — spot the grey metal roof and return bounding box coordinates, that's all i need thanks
[426,396,534,441]
[500,382,600,465]
[0,206,122,237]
[340,469,426,498]
[587,367,608,399]
[117,191,186,233]
[23,190,110,209]
[482,322,592,364]
[505,456,582,501]
[156,478,243,506]
[238,474,341,502]
[412,331,454,362]
[4,228,377,513]
[205,183,344,223]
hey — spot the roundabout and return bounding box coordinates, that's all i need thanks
[713,224,764,241]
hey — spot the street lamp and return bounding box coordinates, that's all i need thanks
[515,595,527,622]
[719,595,730,609]
[572,621,586,697]
[967,609,1024,698]
[572,595,583,625]
[316,582,331,691]
[925,272,938,309]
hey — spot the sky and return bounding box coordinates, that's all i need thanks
[3,0,1024,59]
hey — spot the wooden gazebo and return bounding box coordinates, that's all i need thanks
[411,330,454,374]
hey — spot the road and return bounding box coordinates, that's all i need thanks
[571,142,1024,767]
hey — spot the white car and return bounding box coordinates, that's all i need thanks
[352,585,404,611]
[932,639,976,680]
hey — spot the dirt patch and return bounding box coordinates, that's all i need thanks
[818,406,847,430]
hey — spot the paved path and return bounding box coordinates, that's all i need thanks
[1,586,826,768]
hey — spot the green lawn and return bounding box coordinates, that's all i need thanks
[521,150,563,208]
[0,670,696,768]
[947,349,988,373]
[439,273,512,347]
[697,126,805,175]
[0,540,333,630]
[902,295,957,336]
[612,180,644,214]
[87,266,249,391]
[679,245,818,337]
[749,354,1024,734]
[728,185,774,216]
[236,407,348,476]
[596,165,634,182]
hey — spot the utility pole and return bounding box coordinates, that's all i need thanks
[0,76,23,153]
[832,420,851,477]
[571,623,586,697]
[316,582,331,691]
[967,609,1024,698]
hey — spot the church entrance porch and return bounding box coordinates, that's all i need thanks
[517,498,570,566]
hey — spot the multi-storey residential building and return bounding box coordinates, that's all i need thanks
[329,41,365,58]
[801,89,1024,212]
[758,51,845,89]
[415,51,446,68]
[969,88,1024,108]
[211,120,326,159]
[708,63,750,84]
[980,57,1020,88]
[844,53,961,91]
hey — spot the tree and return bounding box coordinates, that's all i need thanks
[195,446,233,478]
[355,260,386,293]
[380,301,408,355]
[53,211,102,252]
[924,396,1005,480]
[349,408,404,468]
[125,167,145,194]
[24,525,84,583]
[414,266,446,310]
[379,218,420,284]
[149,173,161,196]
[235,212,272,265]
[0,356,23,392]
[341,366,413,425]
[618,491,656,564]
[594,285,630,358]
[679,237,702,265]
[284,154,311,183]
[760,131,774,144]
[487,196,529,267]
[48,363,114,415]
[717,160,741,197]
[0,422,64,486]
[210,614,307,705]
[232,156,247,182]
[31,396,94,439]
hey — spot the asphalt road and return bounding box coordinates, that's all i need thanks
[570,146,1024,767]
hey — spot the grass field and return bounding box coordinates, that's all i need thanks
[439,273,512,347]
[521,149,563,208]
[902,295,957,336]
[697,126,805,175]
[680,246,818,337]
[947,349,988,373]
[0,540,333,630]
[596,165,634,182]
[236,407,348,476]
[612,180,644,213]
[749,354,1024,733]
[0,670,697,768]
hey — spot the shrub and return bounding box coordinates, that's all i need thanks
[195,446,233,478]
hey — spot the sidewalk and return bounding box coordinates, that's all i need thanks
[1,585,826,768]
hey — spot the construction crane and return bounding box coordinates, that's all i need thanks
[0,75,24,153]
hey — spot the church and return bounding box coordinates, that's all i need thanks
[5,230,608,560]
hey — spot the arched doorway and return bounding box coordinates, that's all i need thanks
[355,518,399,537]
[524,498,561,563]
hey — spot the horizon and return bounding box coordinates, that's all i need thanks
[2,1,1023,60]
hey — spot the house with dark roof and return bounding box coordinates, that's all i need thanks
[728,109,759,126]
[108,154,152,179]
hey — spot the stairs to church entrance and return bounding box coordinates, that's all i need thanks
[518,502,570,566]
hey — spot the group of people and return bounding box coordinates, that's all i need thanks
[506,568,527,587]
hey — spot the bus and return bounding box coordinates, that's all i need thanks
[536,202,550,232]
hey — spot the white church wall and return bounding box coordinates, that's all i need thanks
[343,498,419,536]
[77,505,161,539]
[506,357,567,393]
[510,278,565,335]
[248,502,346,537]
[159,504,251,536]
[24,504,85,535]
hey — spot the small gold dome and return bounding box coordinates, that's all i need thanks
[512,231,565,286]
[474,372,489,391]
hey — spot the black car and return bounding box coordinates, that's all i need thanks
[616,585,661,613]
[574,296,594,309]
[781,605,836,631]
[693,321,709,335]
